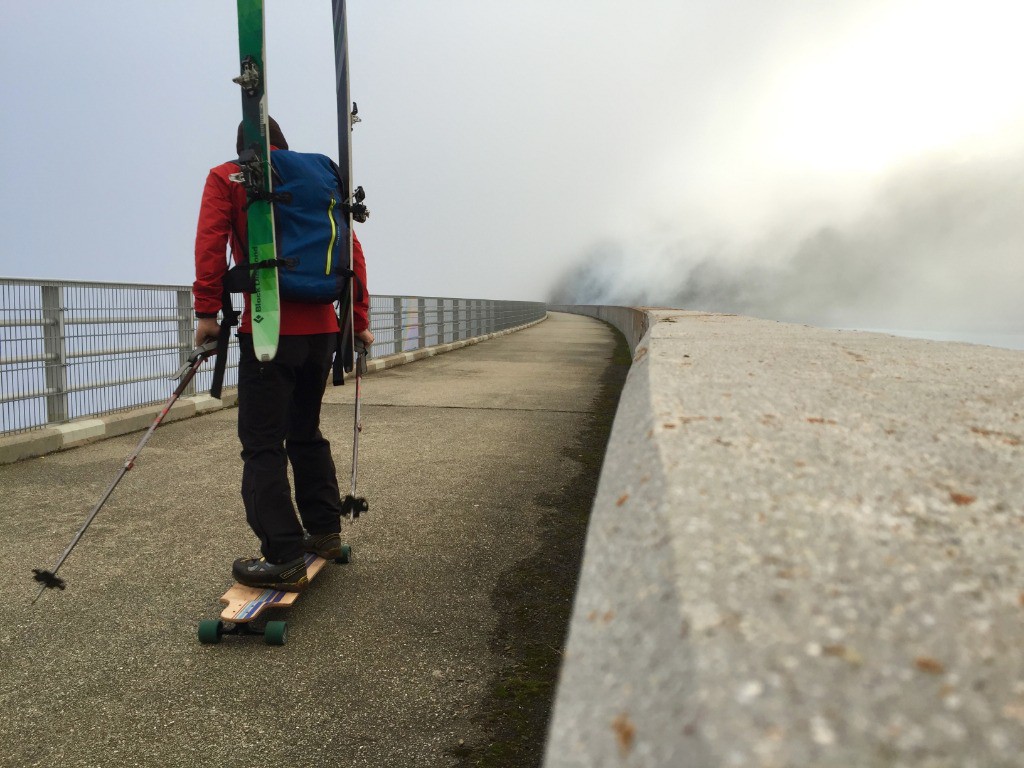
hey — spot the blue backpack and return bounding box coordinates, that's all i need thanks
[226,149,353,303]
[213,149,364,394]
[270,149,351,303]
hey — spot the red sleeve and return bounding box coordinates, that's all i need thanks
[193,166,236,315]
[352,231,370,333]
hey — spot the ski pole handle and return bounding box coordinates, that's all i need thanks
[169,340,219,381]
[355,344,368,375]
[190,340,219,361]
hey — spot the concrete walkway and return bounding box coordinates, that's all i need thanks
[0,312,624,768]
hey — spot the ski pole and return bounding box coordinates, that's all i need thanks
[31,341,218,603]
[342,341,369,519]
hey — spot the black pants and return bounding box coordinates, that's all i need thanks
[237,333,343,563]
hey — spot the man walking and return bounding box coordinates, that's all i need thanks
[193,117,372,591]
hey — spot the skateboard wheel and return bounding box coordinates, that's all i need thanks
[334,545,352,565]
[198,619,224,645]
[264,620,288,646]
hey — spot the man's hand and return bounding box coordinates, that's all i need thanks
[195,317,221,347]
[357,329,374,346]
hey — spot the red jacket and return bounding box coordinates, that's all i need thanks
[193,150,369,335]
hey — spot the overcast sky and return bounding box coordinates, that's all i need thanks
[2,1,1022,331]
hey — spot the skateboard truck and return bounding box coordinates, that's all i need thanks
[200,618,289,646]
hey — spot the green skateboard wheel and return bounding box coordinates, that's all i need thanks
[335,544,352,565]
[198,619,224,645]
[264,620,288,646]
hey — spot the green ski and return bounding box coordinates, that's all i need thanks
[234,0,280,361]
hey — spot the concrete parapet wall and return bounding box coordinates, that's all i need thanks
[548,305,650,354]
[0,315,546,465]
[545,306,1024,766]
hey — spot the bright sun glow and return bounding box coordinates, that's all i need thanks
[767,0,1024,173]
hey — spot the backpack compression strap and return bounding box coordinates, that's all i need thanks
[332,270,368,386]
[210,274,240,400]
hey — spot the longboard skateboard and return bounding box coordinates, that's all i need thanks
[198,548,350,646]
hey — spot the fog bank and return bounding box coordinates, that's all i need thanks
[551,147,1024,333]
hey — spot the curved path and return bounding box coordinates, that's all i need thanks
[0,312,627,768]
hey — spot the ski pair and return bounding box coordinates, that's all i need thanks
[234,0,365,370]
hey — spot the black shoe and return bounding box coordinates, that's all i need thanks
[303,531,343,560]
[232,556,309,592]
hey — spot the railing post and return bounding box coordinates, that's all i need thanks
[433,299,440,345]
[177,288,195,396]
[429,299,436,346]
[393,297,403,355]
[41,285,68,424]
[417,297,426,349]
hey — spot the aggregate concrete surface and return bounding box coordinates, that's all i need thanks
[545,311,1024,768]
[0,312,621,768]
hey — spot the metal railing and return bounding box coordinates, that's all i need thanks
[0,277,545,435]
